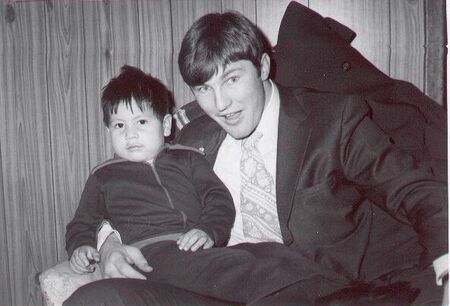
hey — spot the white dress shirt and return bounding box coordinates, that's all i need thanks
[214,80,282,246]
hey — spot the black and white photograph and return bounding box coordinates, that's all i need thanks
[0,1,447,305]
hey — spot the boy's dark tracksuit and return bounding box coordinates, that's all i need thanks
[65,144,345,303]
[66,144,235,250]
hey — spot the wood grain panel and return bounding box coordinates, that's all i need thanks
[107,0,141,70]
[0,4,14,304]
[424,0,446,105]
[171,0,222,107]
[82,1,113,168]
[83,0,141,169]
[0,2,55,305]
[45,1,90,262]
[221,0,256,22]
[309,0,390,76]
[255,0,296,47]
[390,0,425,91]
[138,0,173,91]
[0,125,12,304]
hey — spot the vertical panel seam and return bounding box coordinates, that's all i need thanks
[81,0,91,177]
[137,0,141,68]
[169,0,175,94]
[0,4,13,302]
[43,0,59,264]
[0,111,12,304]
[423,0,427,93]
[388,0,392,76]
[169,0,178,92]
[439,0,446,107]
[254,0,257,26]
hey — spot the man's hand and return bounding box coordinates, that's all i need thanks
[177,229,214,251]
[70,245,100,274]
[99,234,152,279]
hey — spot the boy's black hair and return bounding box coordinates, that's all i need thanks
[101,65,174,126]
[178,11,272,87]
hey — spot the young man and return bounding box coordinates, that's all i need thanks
[68,11,448,305]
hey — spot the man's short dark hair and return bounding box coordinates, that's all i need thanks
[178,11,271,87]
[101,65,173,126]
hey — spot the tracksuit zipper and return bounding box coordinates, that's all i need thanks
[148,161,187,227]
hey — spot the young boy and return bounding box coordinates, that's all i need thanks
[66,65,235,263]
[65,65,331,303]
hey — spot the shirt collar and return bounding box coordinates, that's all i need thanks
[254,80,280,148]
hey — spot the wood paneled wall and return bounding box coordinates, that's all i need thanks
[0,0,446,305]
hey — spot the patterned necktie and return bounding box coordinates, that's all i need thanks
[240,131,282,242]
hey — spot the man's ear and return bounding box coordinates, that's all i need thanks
[163,114,172,137]
[260,53,271,81]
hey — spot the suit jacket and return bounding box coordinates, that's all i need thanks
[175,85,447,283]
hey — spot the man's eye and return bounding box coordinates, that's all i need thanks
[227,76,239,85]
[195,86,209,94]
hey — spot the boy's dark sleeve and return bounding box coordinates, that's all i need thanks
[187,152,235,246]
[65,174,106,257]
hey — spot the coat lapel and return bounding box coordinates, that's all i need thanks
[275,86,312,243]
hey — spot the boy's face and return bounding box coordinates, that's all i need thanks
[190,54,271,140]
[108,99,171,162]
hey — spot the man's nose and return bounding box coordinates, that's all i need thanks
[214,89,231,112]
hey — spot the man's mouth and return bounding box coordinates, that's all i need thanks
[223,111,241,121]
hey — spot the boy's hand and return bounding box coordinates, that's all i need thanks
[70,245,100,274]
[177,229,214,251]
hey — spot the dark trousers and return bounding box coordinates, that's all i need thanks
[64,278,233,306]
[139,241,344,303]
[64,241,346,305]
[64,242,442,305]
[252,265,442,306]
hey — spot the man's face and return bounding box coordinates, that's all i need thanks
[108,99,171,162]
[191,55,271,139]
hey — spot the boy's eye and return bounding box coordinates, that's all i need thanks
[113,122,124,129]
[138,119,148,125]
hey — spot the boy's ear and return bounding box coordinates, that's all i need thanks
[260,53,271,81]
[163,114,172,137]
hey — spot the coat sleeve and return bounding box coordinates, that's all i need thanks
[187,152,235,247]
[65,174,106,257]
[339,98,448,267]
